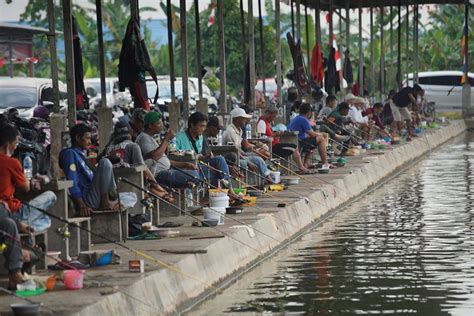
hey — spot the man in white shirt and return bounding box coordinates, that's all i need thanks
[222,108,273,183]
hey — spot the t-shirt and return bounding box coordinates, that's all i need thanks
[222,124,243,149]
[0,154,26,213]
[288,115,312,140]
[318,106,333,118]
[349,106,368,124]
[393,87,415,108]
[257,116,279,146]
[328,109,345,126]
[175,130,204,154]
[363,108,384,129]
[105,140,145,167]
[135,132,171,174]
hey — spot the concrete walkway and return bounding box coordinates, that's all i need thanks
[0,121,466,316]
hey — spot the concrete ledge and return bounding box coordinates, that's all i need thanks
[0,121,466,315]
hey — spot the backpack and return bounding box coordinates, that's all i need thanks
[105,141,131,168]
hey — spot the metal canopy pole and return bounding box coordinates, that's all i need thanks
[258,0,266,96]
[390,6,394,90]
[130,0,139,22]
[275,0,282,108]
[358,1,363,94]
[96,0,107,108]
[217,0,227,112]
[194,0,202,99]
[166,0,175,104]
[405,4,409,86]
[240,0,246,90]
[413,3,419,84]
[315,0,321,46]
[345,0,350,51]
[305,4,310,66]
[62,0,76,127]
[47,0,59,113]
[329,0,333,45]
[180,0,189,120]
[248,0,256,109]
[380,5,385,101]
[397,0,402,89]
[370,7,374,94]
[296,0,301,41]
[291,0,295,38]
[462,0,471,119]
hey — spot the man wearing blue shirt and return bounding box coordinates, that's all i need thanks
[288,102,329,169]
[59,123,121,216]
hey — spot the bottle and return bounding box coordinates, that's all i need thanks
[168,137,177,153]
[217,130,223,146]
[184,188,193,208]
[23,156,33,180]
[245,124,252,139]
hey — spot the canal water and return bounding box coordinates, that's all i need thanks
[190,132,474,315]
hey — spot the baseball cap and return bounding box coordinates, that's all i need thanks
[230,107,252,119]
[144,111,162,125]
[113,121,131,136]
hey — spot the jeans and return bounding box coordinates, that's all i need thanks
[83,158,117,209]
[199,156,232,188]
[14,191,56,232]
[0,205,23,272]
[156,168,200,189]
[242,154,271,177]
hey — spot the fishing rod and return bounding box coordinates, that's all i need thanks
[196,160,293,206]
[0,229,161,314]
[19,199,245,290]
[118,176,272,251]
[166,166,294,242]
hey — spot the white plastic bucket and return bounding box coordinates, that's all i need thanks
[209,194,229,208]
[203,207,226,225]
[270,171,281,184]
[46,251,61,267]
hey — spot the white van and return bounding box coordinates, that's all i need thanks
[405,71,474,110]
[0,77,67,118]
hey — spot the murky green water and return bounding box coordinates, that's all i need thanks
[191,132,474,315]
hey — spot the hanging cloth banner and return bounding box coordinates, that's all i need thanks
[72,16,89,111]
[286,32,311,97]
[118,17,159,111]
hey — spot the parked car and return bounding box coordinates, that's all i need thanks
[0,77,67,119]
[84,77,131,108]
[188,77,218,107]
[405,71,474,109]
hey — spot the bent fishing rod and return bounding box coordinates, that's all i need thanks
[118,176,276,250]
[19,197,259,288]
[166,166,292,241]
[0,229,161,313]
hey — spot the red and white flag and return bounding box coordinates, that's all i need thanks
[207,7,215,27]
[332,36,344,87]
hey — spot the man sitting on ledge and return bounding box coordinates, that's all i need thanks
[59,123,122,217]
[0,120,55,232]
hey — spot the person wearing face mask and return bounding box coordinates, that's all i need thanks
[0,120,55,233]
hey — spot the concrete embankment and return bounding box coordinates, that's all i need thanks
[0,121,466,316]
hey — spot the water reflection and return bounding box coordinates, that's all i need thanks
[191,133,474,316]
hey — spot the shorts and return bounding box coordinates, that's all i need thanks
[390,103,411,121]
[299,137,317,152]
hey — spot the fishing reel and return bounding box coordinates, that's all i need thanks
[0,243,6,253]
[56,224,71,239]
